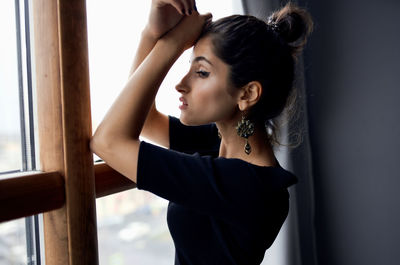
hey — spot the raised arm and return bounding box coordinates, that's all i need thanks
[90,9,212,183]
[134,0,196,148]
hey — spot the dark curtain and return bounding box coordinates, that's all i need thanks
[241,1,318,265]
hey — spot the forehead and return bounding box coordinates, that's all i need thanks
[192,37,216,65]
[191,36,229,70]
[193,36,214,56]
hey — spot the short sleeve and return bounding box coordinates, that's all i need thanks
[137,141,296,221]
[169,116,220,156]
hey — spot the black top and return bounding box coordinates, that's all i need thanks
[137,116,297,265]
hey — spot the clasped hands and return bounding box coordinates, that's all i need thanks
[145,0,212,51]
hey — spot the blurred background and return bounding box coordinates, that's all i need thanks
[1,0,399,264]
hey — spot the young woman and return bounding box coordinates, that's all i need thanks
[91,0,313,264]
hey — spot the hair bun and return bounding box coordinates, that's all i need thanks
[268,2,313,55]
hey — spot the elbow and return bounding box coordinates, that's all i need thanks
[89,135,99,155]
[90,131,112,159]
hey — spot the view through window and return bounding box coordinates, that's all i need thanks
[0,0,23,174]
[0,0,42,264]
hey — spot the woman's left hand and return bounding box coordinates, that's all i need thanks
[163,11,212,51]
[146,0,197,40]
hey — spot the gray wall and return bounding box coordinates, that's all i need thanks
[297,0,400,264]
[243,0,400,264]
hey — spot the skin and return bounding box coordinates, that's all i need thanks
[176,36,238,126]
[90,0,277,184]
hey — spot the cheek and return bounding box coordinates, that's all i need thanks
[197,85,236,116]
[195,81,226,105]
[181,85,236,125]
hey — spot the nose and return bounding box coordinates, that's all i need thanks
[175,74,190,94]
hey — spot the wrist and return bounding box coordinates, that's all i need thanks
[156,36,185,60]
[159,30,187,54]
[141,26,159,42]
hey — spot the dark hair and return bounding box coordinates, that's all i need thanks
[201,2,313,146]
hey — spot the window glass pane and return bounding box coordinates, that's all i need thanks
[97,190,174,264]
[0,218,27,265]
[0,0,42,263]
[0,0,22,172]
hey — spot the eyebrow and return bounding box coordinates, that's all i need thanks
[191,56,213,66]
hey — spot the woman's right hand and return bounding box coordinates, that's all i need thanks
[145,0,196,40]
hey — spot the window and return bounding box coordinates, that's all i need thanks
[0,0,23,173]
[0,218,27,265]
[0,0,42,264]
[0,0,38,174]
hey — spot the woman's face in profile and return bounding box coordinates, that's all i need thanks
[175,36,240,126]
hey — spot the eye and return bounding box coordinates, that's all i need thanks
[195,70,210,78]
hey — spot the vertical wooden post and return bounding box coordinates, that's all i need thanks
[58,0,99,264]
[33,0,69,264]
[33,0,99,264]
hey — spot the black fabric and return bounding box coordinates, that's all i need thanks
[169,115,221,157]
[137,116,297,265]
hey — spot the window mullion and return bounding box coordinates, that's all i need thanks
[16,0,41,263]
[25,216,35,265]
[24,1,42,261]
[23,0,36,171]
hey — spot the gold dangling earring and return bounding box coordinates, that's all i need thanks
[236,114,255,155]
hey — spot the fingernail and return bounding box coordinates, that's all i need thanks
[181,8,185,15]
[194,4,198,11]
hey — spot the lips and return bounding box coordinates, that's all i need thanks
[179,97,188,106]
[179,96,188,110]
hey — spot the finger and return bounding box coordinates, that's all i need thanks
[189,0,196,13]
[182,0,194,15]
[170,0,185,15]
[203,13,213,28]
[180,0,191,15]
[202,12,213,22]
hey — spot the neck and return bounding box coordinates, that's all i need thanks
[216,120,277,167]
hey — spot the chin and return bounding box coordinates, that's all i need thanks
[179,115,195,126]
[179,113,209,126]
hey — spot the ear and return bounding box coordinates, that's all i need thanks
[237,81,263,111]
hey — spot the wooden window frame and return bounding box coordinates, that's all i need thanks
[0,1,135,264]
